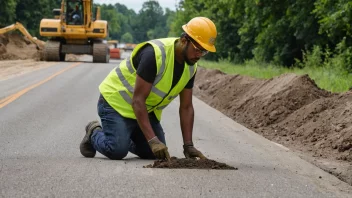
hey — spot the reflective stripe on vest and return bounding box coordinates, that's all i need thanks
[113,39,180,105]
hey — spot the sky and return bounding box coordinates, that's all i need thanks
[95,0,178,13]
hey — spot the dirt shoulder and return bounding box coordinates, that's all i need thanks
[194,67,352,186]
[0,59,56,81]
[0,33,52,81]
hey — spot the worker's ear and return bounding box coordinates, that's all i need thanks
[181,36,188,46]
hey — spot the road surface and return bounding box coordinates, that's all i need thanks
[0,55,351,197]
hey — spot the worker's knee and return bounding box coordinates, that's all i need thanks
[107,150,128,160]
[104,142,129,160]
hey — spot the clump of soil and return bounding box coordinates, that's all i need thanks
[144,157,238,170]
[0,34,9,46]
[0,33,42,61]
[194,67,352,185]
[0,35,8,55]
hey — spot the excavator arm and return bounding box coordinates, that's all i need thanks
[0,22,45,50]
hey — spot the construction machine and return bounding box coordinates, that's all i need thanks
[40,0,110,63]
[123,43,137,51]
[0,22,45,50]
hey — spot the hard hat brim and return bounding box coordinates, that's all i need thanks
[182,25,216,52]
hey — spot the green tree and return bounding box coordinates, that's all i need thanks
[314,0,352,46]
[114,3,136,41]
[165,8,176,37]
[121,32,133,43]
[134,0,164,42]
[207,0,244,62]
[100,4,121,39]
[0,0,18,27]
[15,0,56,36]
[313,0,352,72]
[246,0,322,66]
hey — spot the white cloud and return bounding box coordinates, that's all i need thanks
[95,0,178,13]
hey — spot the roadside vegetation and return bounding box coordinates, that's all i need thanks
[200,43,352,93]
[200,57,352,93]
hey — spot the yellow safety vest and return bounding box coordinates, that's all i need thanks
[99,38,197,121]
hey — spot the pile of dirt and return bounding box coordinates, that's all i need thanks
[0,33,96,62]
[0,33,43,61]
[66,54,81,61]
[194,67,352,185]
[144,157,238,170]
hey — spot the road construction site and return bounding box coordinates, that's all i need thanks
[0,32,351,197]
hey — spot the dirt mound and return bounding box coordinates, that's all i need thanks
[194,67,352,185]
[0,33,42,61]
[144,157,238,170]
[0,34,9,46]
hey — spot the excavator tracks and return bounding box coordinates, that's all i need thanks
[93,43,110,63]
[44,41,65,61]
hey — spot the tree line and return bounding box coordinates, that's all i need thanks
[99,1,175,44]
[1,0,351,72]
[172,0,352,72]
[0,0,61,36]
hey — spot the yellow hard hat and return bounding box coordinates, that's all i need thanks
[182,17,217,52]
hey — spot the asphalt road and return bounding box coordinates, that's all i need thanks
[0,55,351,197]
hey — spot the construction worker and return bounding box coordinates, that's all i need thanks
[80,17,217,160]
[70,5,81,24]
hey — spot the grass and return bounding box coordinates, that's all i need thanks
[198,59,352,93]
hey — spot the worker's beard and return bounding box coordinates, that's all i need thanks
[182,42,195,66]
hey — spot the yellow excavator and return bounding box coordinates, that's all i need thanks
[40,0,110,63]
[0,22,45,50]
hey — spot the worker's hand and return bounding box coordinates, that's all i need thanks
[183,142,206,159]
[148,137,171,161]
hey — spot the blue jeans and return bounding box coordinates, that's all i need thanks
[91,95,166,160]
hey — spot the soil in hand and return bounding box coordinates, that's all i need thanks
[144,157,238,170]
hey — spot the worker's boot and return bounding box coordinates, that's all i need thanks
[80,121,101,158]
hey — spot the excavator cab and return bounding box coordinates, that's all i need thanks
[66,0,83,25]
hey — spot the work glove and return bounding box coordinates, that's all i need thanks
[183,142,207,159]
[148,137,171,161]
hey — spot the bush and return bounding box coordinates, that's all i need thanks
[295,39,352,74]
